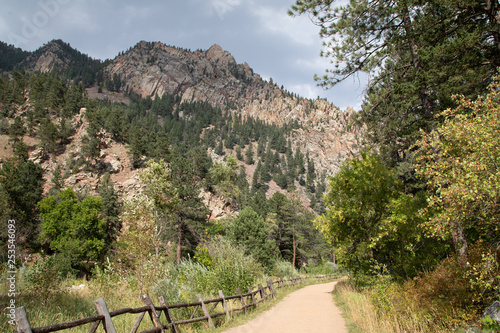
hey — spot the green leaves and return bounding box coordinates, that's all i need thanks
[415,77,500,260]
[38,188,107,264]
[318,152,442,281]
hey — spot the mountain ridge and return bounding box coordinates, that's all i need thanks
[1,39,363,206]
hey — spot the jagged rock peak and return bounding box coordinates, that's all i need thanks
[23,39,70,72]
[207,43,234,63]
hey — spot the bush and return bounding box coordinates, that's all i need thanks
[272,260,299,278]
[19,254,76,291]
[195,237,263,295]
[307,261,339,275]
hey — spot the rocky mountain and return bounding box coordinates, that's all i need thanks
[1,39,363,216]
[105,41,362,176]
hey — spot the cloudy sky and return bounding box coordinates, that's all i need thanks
[0,0,367,110]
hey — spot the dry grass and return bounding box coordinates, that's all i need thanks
[332,279,452,333]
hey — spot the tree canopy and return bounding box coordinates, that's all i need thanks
[290,0,500,167]
[415,76,500,264]
[38,188,107,264]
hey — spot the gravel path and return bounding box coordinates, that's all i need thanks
[222,281,347,333]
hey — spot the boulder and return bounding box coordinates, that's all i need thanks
[483,301,500,324]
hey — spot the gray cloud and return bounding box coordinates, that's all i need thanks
[0,0,366,110]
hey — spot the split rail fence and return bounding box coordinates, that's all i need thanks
[14,274,335,333]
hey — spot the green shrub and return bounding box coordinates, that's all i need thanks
[201,237,263,295]
[272,260,299,278]
[19,254,76,291]
[307,261,339,275]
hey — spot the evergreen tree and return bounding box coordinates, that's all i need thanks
[8,116,26,145]
[38,116,60,154]
[81,123,101,165]
[98,173,121,250]
[235,145,243,161]
[50,165,64,194]
[252,161,264,193]
[290,0,500,170]
[245,142,255,165]
[227,206,277,270]
[0,158,44,251]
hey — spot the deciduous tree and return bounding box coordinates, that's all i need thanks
[415,77,500,264]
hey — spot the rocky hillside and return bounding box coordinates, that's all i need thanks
[1,39,364,218]
[107,41,361,175]
[12,39,361,176]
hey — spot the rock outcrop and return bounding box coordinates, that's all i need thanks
[105,41,362,175]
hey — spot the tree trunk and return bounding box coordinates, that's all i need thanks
[450,218,469,265]
[292,232,296,268]
[402,9,434,118]
[177,222,182,264]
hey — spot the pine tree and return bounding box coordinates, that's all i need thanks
[8,116,26,145]
[245,142,255,165]
[98,173,121,250]
[235,145,243,161]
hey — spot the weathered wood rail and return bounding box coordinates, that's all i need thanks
[14,274,335,333]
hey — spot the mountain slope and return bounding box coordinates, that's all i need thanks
[104,41,361,175]
[1,40,363,208]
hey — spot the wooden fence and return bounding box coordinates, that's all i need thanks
[14,274,335,333]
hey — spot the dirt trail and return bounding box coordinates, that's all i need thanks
[222,281,347,333]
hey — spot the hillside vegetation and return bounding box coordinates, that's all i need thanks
[291,0,500,331]
[0,50,340,331]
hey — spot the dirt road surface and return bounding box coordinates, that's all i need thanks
[222,281,347,333]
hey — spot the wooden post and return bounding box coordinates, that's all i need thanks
[88,319,102,333]
[158,296,179,333]
[141,294,164,333]
[267,280,277,299]
[258,283,267,301]
[218,290,231,321]
[196,294,214,329]
[94,298,117,333]
[130,312,146,333]
[236,288,247,313]
[247,286,257,307]
[15,307,33,333]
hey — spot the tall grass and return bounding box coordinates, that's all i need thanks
[333,279,457,333]
[0,238,265,333]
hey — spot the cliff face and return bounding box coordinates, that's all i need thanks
[21,40,72,73]
[106,41,361,175]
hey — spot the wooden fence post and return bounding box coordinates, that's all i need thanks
[15,307,32,333]
[142,294,164,333]
[196,294,214,329]
[130,312,146,333]
[267,280,277,299]
[218,290,231,321]
[159,296,179,333]
[94,298,117,333]
[258,283,268,301]
[236,288,247,314]
[247,286,257,308]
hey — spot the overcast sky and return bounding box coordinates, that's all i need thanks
[0,0,366,110]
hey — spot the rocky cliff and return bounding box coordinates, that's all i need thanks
[105,41,361,175]
[3,39,363,213]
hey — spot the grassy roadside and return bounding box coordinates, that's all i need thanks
[1,275,338,333]
[332,279,453,333]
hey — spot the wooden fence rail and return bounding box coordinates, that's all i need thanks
[14,274,336,333]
